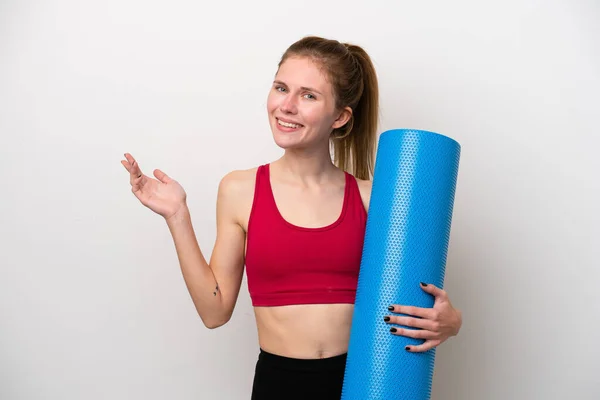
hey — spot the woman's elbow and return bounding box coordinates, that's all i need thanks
[201,314,231,329]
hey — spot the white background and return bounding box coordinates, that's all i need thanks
[1,0,598,399]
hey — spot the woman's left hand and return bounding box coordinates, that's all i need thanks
[384,282,462,352]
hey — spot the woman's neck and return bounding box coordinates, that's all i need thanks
[272,147,341,185]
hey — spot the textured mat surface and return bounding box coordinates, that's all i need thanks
[341,129,461,400]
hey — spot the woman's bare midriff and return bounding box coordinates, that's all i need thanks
[253,303,354,359]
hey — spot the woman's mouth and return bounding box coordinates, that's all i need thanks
[276,118,303,131]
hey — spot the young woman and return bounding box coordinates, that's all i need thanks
[121,36,462,399]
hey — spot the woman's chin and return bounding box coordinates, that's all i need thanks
[272,131,301,149]
[272,136,298,150]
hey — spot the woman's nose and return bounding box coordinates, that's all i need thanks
[280,95,298,114]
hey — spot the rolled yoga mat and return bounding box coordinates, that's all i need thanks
[341,129,461,400]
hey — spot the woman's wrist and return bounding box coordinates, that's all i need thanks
[165,204,191,226]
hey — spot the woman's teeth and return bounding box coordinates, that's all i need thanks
[278,119,301,128]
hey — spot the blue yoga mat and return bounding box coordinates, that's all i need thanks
[341,129,461,400]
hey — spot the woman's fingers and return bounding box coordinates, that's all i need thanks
[122,154,147,194]
[405,339,441,353]
[384,315,438,332]
[123,154,144,181]
[123,153,134,168]
[131,174,145,193]
[388,304,435,320]
[123,153,141,174]
[153,169,171,184]
[389,327,438,340]
[120,159,131,173]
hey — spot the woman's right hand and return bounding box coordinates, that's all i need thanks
[121,153,187,220]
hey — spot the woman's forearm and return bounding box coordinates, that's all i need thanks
[165,206,227,328]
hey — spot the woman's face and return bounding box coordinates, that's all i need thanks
[267,56,350,151]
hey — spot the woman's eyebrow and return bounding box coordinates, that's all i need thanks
[273,80,322,95]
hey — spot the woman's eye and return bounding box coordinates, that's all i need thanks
[276,86,286,92]
[304,93,316,100]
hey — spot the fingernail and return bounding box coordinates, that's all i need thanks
[420,282,427,286]
[388,306,394,311]
[390,327,397,333]
[405,346,411,351]
[383,316,390,322]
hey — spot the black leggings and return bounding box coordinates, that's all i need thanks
[251,348,347,400]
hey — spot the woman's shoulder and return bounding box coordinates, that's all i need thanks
[218,166,260,196]
[216,166,262,226]
[352,175,372,212]
[354,176,372,191]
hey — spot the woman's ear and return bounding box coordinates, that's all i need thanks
[332,107,352,129]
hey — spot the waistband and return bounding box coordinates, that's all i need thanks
[258,348,347,372]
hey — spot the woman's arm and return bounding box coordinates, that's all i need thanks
[166,171,247,329]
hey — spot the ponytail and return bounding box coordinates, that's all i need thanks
[331,44,379,180]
